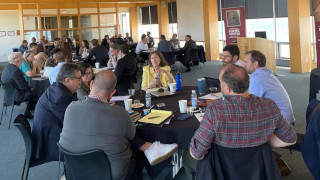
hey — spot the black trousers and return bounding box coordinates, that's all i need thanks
[176,54,190,68]
[24,89,38,116]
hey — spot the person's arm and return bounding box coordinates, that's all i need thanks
[85,47,95,61]
[248,76,265,97]
[190,103,216,160]
[170,44,175,52]
[107,56,113,67]
[157,42,162,52]
[151,37,155,47]
[269,134,296,148]
[13,70,30,92]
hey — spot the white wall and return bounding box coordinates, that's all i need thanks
[176,0,204,42]
[0,10,20,62]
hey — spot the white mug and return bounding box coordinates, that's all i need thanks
[169,83,176,93]
[95,62,100,69]
[178,100,187,113]
[124,99,132,111]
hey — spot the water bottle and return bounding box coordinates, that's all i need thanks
[145,92,152,108]
[175,72,182,91]
[317,90,320,100]
[191,90,197,108]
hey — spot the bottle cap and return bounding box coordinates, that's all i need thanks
[192,90,196,93]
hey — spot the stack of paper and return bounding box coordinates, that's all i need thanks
[110,95,130,102]
[199,92,222,100]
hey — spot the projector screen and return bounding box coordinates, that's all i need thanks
[176,0,205,42]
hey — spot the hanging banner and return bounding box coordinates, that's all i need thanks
[222,7,246,45]
[315,21,320,68]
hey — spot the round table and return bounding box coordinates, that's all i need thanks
[28,77,50,97]
[116,86,204,149]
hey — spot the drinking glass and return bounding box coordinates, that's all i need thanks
[128,89,135,97]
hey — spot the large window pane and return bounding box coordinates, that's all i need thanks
[276,17,289,42]
[81,29,99,41]
[24,31,40,42]
[138,24,159,39]
[41,17,58,29]
[168,2,177,23]
[278,44,290,59]
[100,14,116,26]
[62,30,79,42]
[23,16,38,30]
[150,6,158,24]
[168,23,178,38]
[81,15,98,27]
[141,7,150,25]
[60,9,77,15]
[100,27,116,38]
[61,16,78,28]
[43,30,59,43]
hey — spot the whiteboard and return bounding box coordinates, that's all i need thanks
[176,0,205,42]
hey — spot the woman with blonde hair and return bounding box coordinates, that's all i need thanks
[34,44,49,73]
[19,50,38,82]
[141,51,175,90]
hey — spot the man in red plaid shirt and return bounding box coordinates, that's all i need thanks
[183,64,296,179]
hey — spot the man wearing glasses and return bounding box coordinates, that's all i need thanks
[221,45,245,67]
[32,63,81,162]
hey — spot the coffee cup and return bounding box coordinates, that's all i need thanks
[95,62,100,69]
[124,99,132,111]
[169,83,176,93]
[178,100,187,113]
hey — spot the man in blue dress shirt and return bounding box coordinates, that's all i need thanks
[49,50,67,84]
[244,50,295,125]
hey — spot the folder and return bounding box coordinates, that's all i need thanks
[137,109,173,126]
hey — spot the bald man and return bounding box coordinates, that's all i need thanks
[60,70,178,180]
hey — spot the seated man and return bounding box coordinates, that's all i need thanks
[49,50,67,84]
[32,63,80,161]
[222,45,244,67]
[158,35,175,53]
[244,50,295,124]
[1,52,38,119]
[183,64,297,179]
[18,40,28,55]
[47,38,61,57]
[124,32,133,43]
[115,44,137,95]
[176,35,197,72]
[85,39,109,67]
[170,33,180,48]
[59,70,178,180]
[135,34,148,55]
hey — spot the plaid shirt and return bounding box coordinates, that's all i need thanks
[190,94,297,160]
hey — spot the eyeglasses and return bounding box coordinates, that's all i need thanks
[72,76,82,80]
[221,55,232,59]
[84,72,93,76]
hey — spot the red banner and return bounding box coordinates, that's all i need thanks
[315,21,320,68]
[222,7,246,45]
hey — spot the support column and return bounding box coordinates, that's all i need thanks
[18,3,24,42]
[287,0,311,73]
[130,6,139,42]
[203,0,220,61]
[157,0,169,38]
[116,2,119,35]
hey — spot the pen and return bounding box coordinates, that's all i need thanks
[148,116,161,119]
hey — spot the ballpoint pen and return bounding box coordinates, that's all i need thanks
[148,116,161,119]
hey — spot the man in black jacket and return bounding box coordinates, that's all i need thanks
[85,39,109,67]
[176,35,197,72]
[1,52,38,118]
[32,63,80,161]
[101,35,110,50]
[46,38,61,57]
[114,44,137,95]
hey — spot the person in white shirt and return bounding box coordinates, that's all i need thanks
[107,44,123,68]
[135,34,148,55]
[221,45,245,67]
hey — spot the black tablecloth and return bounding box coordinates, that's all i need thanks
[28,77,50,97]
[309,68,320,101]
[116,86,204,149]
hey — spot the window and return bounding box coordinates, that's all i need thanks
[81,28,99,41]
[140,5,158,25]
[168,2,177,23]
[100,14,116,26]
[81,15,98,28]
[41,17,58,29]
[23,16,38,30]
[61,16,78,29]
[61,30,79,41]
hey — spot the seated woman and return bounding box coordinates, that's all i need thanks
[107,43,123,68]
[34,44,49,73]
[19,50,38,82]
[45,48,61,67]
[78,40,92,58]
[77,63,93,100]
[142,51,175,90]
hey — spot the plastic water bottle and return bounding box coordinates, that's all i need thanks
[175,72,182,91]
[191,90,197,108]
[145,92,152,108]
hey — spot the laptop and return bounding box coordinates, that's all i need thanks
[42,66,54,78]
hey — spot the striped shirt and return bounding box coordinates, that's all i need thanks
[190,94,297,160]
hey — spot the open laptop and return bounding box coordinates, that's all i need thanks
[42,66,54,78]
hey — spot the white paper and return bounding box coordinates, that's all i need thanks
[194,113,205,122]
[199,93,222,100]
[110,95,130,102]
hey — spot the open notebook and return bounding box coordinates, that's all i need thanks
[137,109,172,126]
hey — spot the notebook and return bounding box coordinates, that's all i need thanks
[137,109,173,126]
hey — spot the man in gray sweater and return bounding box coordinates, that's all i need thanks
[59,70,178,180]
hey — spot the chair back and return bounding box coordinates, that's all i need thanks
[57,143,112,180]
[190,49,200,62]
[2,83,16,106]
[196,142,281,180]
[162,52,176,65]
[204,77,221,92]
[14,114,33,166]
